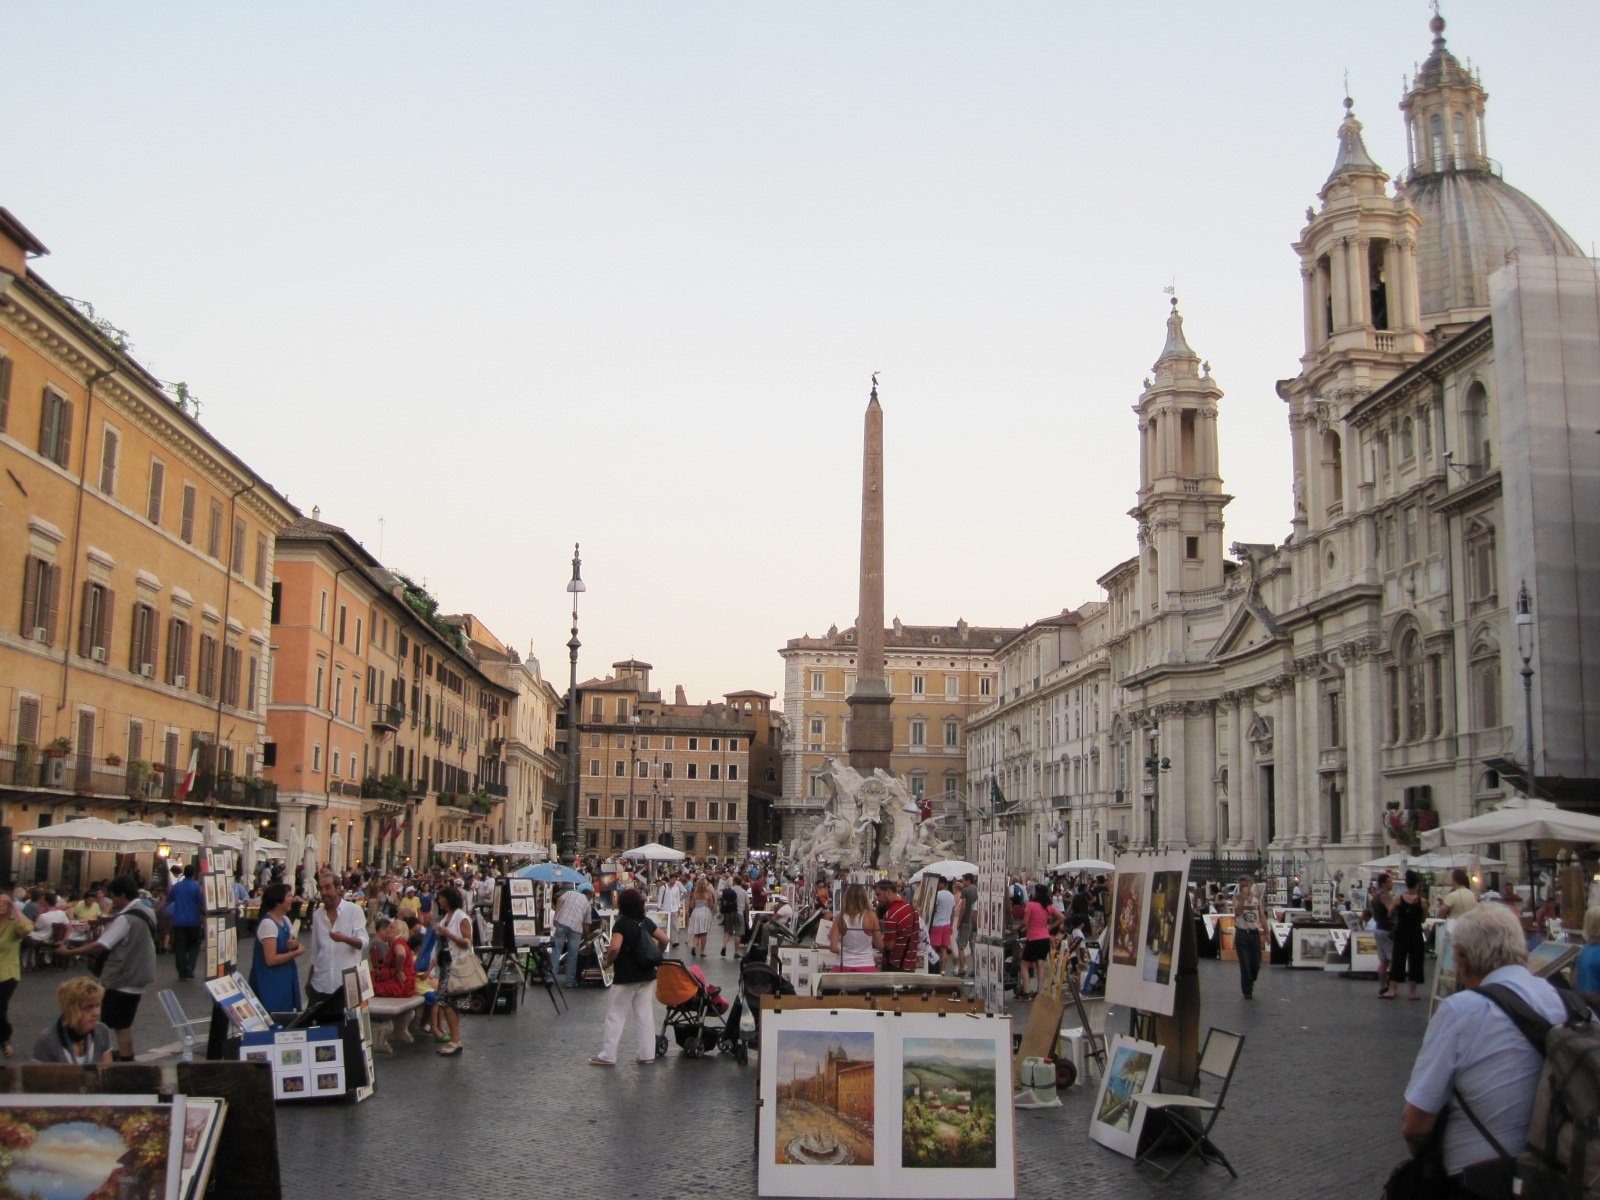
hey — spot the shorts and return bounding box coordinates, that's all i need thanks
[1374,930,1394,965]
[101,988,142,1031]
[1022,938,1051,963]
[929,924,952,949]
[957,924,975,949]
[721,911,743,935]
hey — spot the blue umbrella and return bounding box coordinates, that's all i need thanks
[512,862,593,891]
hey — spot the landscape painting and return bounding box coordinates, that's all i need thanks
[1089,1035,1164,1157]
[0,1095,181,1200]
[901,1037,998,1169]
[773,1029,875,1166]
[1110,872,1145,967]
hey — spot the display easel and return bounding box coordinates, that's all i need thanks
[478,876,536,1016]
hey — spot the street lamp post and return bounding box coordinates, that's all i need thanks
[559,544,585,864]
[1516,580,1537,799]
[625,713,640,853]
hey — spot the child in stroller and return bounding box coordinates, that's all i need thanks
[654,960,732,1059]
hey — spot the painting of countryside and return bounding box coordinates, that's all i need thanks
[774,1030,875,1166]
[902,1037,998,1169]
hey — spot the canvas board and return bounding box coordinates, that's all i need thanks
[1088,1035,1165,1158]
[1104,852,1191,1017]
[178,1096,227,1200]
[0,1093,186,1200]
[1350,930,1381,975]
[757,1007,1015,1198]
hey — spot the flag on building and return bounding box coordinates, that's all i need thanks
[990,774,1007,812]
[174,748,200,802]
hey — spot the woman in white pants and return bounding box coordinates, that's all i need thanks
[590,889,668,1066]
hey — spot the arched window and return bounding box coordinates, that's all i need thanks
[1399,416,1415,461]
[1387,628,1427,743]
[1463,382,1491,475]
[1431,114,1445,171]
[1471,637,1501,730]
[1465,518,1497,605]
[1322,430,1344,511]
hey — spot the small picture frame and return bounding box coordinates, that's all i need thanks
[314,1043,341,1065]
[315,1070,344,1093]
[274,1071,309,1100]
[509,879,533,897]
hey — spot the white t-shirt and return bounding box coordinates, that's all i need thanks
[932,891,956,928]
[30,909,68,942]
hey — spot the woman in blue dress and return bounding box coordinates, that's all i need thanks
[249,882,305,1013]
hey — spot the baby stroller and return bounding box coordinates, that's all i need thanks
[654,959,732,1060]
[718,958,794,1065]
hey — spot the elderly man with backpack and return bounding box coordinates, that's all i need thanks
[1399,901,1592,1198]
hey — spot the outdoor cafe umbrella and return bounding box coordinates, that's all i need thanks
[1421,797,1600,849]
[1407,851,1506,872]
[1360,852,1414,871]
[24,817,172,853]
[621,842,686,862]
[1048,858,1117,875]
[908,859,979,883]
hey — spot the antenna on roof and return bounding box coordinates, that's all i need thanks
[377,515,385,560]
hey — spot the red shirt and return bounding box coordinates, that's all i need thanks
[372,938,416,998]
[878,897,922,970]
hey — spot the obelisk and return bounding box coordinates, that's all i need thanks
[847,375,894,776]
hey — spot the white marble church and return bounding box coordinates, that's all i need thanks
[964,14,1599,882]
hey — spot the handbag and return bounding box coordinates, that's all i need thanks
[1384,1107,1453,1200]
[446,948,489,995]
[635,923,664,969]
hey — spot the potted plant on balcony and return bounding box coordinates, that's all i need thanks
[105,753,123,767]
[125,759,149,796]
[379,773,408,801]
[43,737,72,758]
[241,774,267,804]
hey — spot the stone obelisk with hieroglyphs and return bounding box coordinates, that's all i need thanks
[847,376,894,776]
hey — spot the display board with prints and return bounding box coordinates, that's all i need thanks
[495,877,543,948]
[974,831,1008,1015]
[1104,851,1192,1018]
[201,867,238,980]
[1311,882,1333,919]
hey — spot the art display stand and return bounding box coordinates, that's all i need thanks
[0,1061,282,1199]
[974,832,1008,1014]
[756,998,1016,1198]
[210,965,375,1104]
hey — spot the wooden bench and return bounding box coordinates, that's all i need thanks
[366,996,424,1053]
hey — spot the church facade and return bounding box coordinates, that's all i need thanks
[964,16,1598,881]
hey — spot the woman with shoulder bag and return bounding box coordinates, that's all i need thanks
[434,886,481,1057]
[590,889,668,1067]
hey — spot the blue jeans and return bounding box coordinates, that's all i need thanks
[552,924,584,986]
[1236,929,1262,995]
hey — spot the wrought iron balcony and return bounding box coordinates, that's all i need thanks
[371,703,405,732]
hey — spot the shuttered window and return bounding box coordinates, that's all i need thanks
[37,389,72,467]
[221,643,241,707]
[19,556,61,644]
[129,602,158,674]
[254,533,268,589]
[99,426,119,495]
[165,617,192,686]
[206,499,223,559]
[0,354,12,432]
[197,633,218,698]
[231,517,246,573]
[127,721,144,765]
[246,654,259,712]
[180,484,197,544]
[17,696,40,745]
[78,582,114,659]
[146,460,165,524]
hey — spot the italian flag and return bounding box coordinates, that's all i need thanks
[174,749,200,802]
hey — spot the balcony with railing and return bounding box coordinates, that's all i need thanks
[437,728,454,748]
[371,703,405,732]
[484,781,508,798]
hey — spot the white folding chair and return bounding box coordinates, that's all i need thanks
[1131,1027,1245,1179]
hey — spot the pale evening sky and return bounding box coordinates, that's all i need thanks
[5,3,1594,705]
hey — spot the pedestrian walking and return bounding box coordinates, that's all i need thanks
[0,892,34,1058]
[1233,875,1268,998]
[1386,870,1428,1001]
[590,889,667,1067]
[687,879,714,957]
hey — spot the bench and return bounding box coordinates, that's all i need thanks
[367,996,425,1053]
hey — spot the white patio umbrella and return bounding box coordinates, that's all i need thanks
[1048,858,1116,875]
[1422,797,1600,849]
[1407,851,1506,871]
[24,817,171,853]
[255,835,287,858]
[622,842,686,862]
[1360,852,1414,870]
[494,841,548,862]
[909,859,979,882]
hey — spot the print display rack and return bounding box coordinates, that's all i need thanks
[201,858,239,983]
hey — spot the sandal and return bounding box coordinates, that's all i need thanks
[437,1043,462,1056]
[589,1056,615,1067]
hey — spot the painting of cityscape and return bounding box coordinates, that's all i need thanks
[773,1029,875,1166]
[901,1037,998,1169]
[1088,1035,1165,1157]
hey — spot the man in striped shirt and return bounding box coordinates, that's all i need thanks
[874,879,922,972]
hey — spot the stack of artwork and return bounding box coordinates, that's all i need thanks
[201,870,238,980]
[759,1009,1015,1198]
[1104,852,1191,1017]
[0,1093,228,1200]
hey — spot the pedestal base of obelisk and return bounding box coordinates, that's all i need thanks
[846,690,894,777]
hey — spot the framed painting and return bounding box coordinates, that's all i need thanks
[1105,852,1192,1017]
[1351,930,1382,975]
[508,878,533,897]
[1088,1035,1164,1158]
[0,1094,184,1200]
[177,1096,226,1200]
[1217,914,1238,962]
[1291,927,1332,968]
[758,1007,1015,1198]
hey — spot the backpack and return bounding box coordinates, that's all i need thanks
[720,887,738,915]
[1477,982,1600,1199]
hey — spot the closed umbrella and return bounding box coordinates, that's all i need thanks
[303,832,320,879]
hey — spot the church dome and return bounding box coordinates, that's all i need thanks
[1398,15,1585,323]
[1407,169,1583,318]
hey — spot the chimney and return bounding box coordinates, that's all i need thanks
[675,685,687,706]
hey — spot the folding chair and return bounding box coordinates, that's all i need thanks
[1131,1027,1244,1180]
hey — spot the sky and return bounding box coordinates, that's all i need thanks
[6,3,1596,706]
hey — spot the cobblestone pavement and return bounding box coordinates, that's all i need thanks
[3,940,1432,1197]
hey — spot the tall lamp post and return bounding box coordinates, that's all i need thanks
[559,544,585,864]
[624,713,640,853]
[1516,580,1537,799]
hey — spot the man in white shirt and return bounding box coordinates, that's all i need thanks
[656,877,684,944]
[307,871,368,1011]
[552,885,592,988]
[472,872,495,911]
